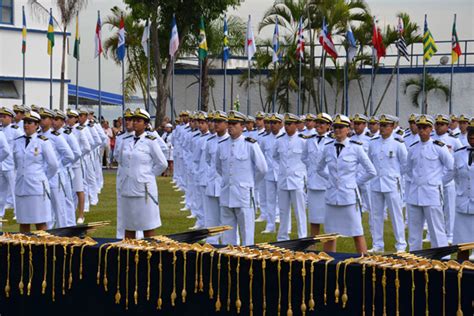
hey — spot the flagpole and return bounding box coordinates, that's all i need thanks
[449,14,456,115]
[121,60,125,132]
[49,42,53,110]
[297,58,302,115]
[98,11,102,121]
[146,19,151,113]
[395,52,400,117]
[247,60,251,115]
[272,61,277,112]
[198,58,202,111]
[344,53,349,115]
[223,59,227,112]
[321,53,326,113]
[75,47,79,109]
[22,6,26,106]
[171,56,175,123]
[370,46,375,116]
[422,14,427,115]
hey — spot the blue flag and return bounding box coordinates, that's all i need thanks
[223,15,230,62]
[117,15,126,61]
[346,23,357,62]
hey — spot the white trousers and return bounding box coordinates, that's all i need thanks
[371,190,407,251]
[204,195,221,244]
[257,179,267,220]
[407,204,448,251]
[0,170,15,217]
[220,206,254,246]
[359,183,372,212]
[265,180,278,231]
[442,184,456,241]
[194,185,206,227]
[50,185,68,228]
[277,188,307,241]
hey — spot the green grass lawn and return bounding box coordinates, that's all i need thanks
[1,171,401,253]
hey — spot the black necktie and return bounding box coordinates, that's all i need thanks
[335,143,344,157]
[317,135,324,144]
[468,148,474,166]
[134,137,140,144]
[25,136,31,148]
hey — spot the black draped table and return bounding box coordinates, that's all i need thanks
[0,237,473,316]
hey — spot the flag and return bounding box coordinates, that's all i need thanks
[372,18,386,62]
[21,6,26,54]
[395,17,409,61]
[272,17,280,63]
[141,19,149,57]
[346,23,357,62]
[117,14,126,61]
[95,12,102,58]
[245,15,256,61]
[223,15,230,62]
[47,9,54,56]
[169,14,179,57]
[198,16,208,61]
[318,18,338,60]
[296,17,305,60]
[423,16,437,62]
[451,18,462,64]
[73,16,80,60]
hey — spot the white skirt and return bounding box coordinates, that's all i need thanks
[324,204,364,237]
[72,166,84,193]
[307,189,326,224]
[16,195,52,224]
[453,212,474,244]
[120,196,161,231]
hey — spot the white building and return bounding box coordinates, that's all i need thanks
[0,0,68,109]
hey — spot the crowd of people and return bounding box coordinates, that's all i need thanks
[0,104,473,259]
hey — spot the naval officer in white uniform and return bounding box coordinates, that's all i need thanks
[317,114,376,254]
[13,111,59,233]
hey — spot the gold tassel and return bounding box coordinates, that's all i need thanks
[456,266,463,316]
[171,250,177,306]
[334,261,342,304]
[215,253,222,312]
[235,256,242,313]
[195,251,200,294]
[103,245,113,292]
[134,249,139,305]
[62,245,68,295]
[68,245,75,290]
[424,269,429,316]
[411,269,415,316]
[395,268,400,316]
[287,260,293,316]
[79,244,87,280]
[115,247,121,304]
[249,258,254,316]
[278,260,282,316]
[157,251,163,310]
[125,248,129,310]
[262,258,267,316]
[52,244,56,302]
[308,260,315,311]
[382,267,387,316]
[362,264,366,316]
[42,243,47,294]
[5,242,11,298]
[19,243,25,295]
[147,251,152,301]
[323,259,332,306]
[227,254,232,312]
[208,251,214,299]
[300,258,307,316]
[27,243,33,296]
[199,250,204,292]
[371,265,376,316]
[182,250,187,303]
[342,259,352,308]
[97,243,108,285]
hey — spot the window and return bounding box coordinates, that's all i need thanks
[0,81,19,99]
[0,0,13,25]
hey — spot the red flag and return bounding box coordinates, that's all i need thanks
[95,12,102,58]
[372,20,385,62]
[318,18,338,60]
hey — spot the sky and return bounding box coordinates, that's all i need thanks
[67,0,474,94]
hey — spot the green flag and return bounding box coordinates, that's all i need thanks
[198,16,208,60]
[73,16,80,60]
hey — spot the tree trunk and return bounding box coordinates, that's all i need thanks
[201,57,209,111]
[59,30,67,110]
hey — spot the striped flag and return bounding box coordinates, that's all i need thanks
[141,19,150,57]
[319,18,338,60]
[451,17,462,64]
[198,16,208,61]
[296,17,304,60]
[73,15,80,60]
[117,14,126,61]
[346,23,357,62]
[169,14,179,57]
[245,15,256,61]
[95,12,102,58]
[395,17,409,61]
[272,17,280,63]
[46,9,54,56]
[423,16,437,62]
[21,6,26,54]
[223,15,230,62]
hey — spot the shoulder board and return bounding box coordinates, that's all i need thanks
[200,133,209,137]
[88,123,93,127]
[433,140,445,147]
[76,126,84,130]
[350,140,363,145]
[370,136,380,141]
[306,134,317,139]
[146,135,156,141]
[123,135,133,140]
[52,131,60,136]
[276,133,286,139]
[449,133,459,138]
[325,140,335,145]
[394,137,404,143]
[218,137,229,144]
[365,131,374,137]
[11,125,19,129]
[404,131,412,137]
[405,127,410,131]
[409,141,419,147]
[348,131,355,138]
[245,137,257,143]
[396,130,404,135]
[455,146,466,152]
[262,132,270,137]
[193,133,200,138]
[328,133,335,139]
[15,135,25,140]
[63,129,72,135]
[207,135,217,141]
[117,131,125,136]
[258,131,266,136]
[38,135,48,141]
[184,126,191,130]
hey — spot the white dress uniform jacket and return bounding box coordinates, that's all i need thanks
[273,133,307,190]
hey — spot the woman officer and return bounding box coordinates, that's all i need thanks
[13,111,59,233]
[117,108,168,239]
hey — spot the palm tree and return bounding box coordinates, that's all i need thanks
[403,73,450,113]
[102,7,151,104]
[29,0,88,110]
